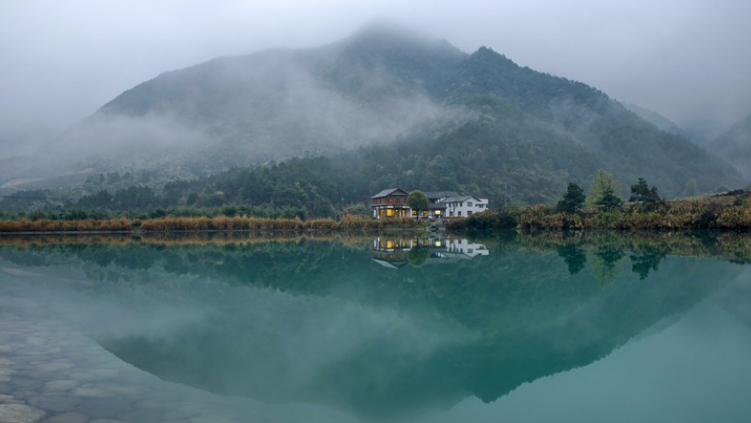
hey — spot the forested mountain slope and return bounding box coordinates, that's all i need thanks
[2,23,743,204]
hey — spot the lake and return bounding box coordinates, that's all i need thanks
[0,231,750,423]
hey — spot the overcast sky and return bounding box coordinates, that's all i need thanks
[1,0,750,142]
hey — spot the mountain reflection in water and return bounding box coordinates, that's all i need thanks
[0,231,749,422]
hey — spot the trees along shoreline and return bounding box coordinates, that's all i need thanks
[451,172,751,232]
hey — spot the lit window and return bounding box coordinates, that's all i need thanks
[386,209,394,217]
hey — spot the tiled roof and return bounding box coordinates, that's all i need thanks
[441,196,475,203]
[424,191,459,200]
[371,188,408,199]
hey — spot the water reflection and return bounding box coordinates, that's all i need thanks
[0,232,750,422]
[372,236,489,268]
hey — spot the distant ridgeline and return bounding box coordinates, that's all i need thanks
[0,23,746,214]
[712,114,751,179]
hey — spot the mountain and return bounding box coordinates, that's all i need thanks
[623,103,694,140]
[2,22,744,203]
[711,114,751,180]
[54,24,469,170]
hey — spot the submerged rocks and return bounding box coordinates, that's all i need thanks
[42,381,80,393]
[27,394,81,413]
[0,300,248,423]
[0,403,47,423]
[40,411,88,423]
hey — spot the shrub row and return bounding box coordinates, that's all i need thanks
[0,215,422,233]
[0,218,133,233]
[451,199,751,232]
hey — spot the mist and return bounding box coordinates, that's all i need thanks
[2,0,751,147]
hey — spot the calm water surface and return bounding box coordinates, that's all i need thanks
[0,232,750,423]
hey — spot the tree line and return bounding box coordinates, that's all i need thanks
[556,169,666,213]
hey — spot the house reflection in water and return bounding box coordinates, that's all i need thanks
[371,237,489,269]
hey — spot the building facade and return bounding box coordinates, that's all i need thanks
[371,188,489,220]
[371,188,411,219]
[441,196,489,218]
[424,191,459,219]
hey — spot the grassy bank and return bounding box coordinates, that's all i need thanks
[0,215,424,234]
[449,192,751,232]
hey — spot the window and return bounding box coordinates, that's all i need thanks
[411,210,417,216]
[467,201,473,207]
[386,209,394,217]
[468,211,473,215]
[434,210,442,215]
[458,211,462,216]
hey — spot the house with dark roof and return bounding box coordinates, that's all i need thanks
[371,188,489,219]
[424,191,459,219]
[371,188,410,219]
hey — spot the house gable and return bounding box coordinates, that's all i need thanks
[371,188,409,199]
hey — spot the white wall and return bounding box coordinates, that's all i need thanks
[444,198,488,217]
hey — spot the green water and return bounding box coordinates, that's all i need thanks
[0,232,750,423]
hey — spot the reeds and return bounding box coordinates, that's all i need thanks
[138,215,422,231]
[0,218,132,233]
[0,215,424,233]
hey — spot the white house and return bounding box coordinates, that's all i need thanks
[440,196,489,218]
[370,189,489,220]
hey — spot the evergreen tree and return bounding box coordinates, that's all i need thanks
[630,177,663,208]
[596,187,624,210]
[556,183,586,213]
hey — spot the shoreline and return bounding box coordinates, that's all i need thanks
[2,226,751,236]
[0,215,428,234]
[0,227,428,236]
